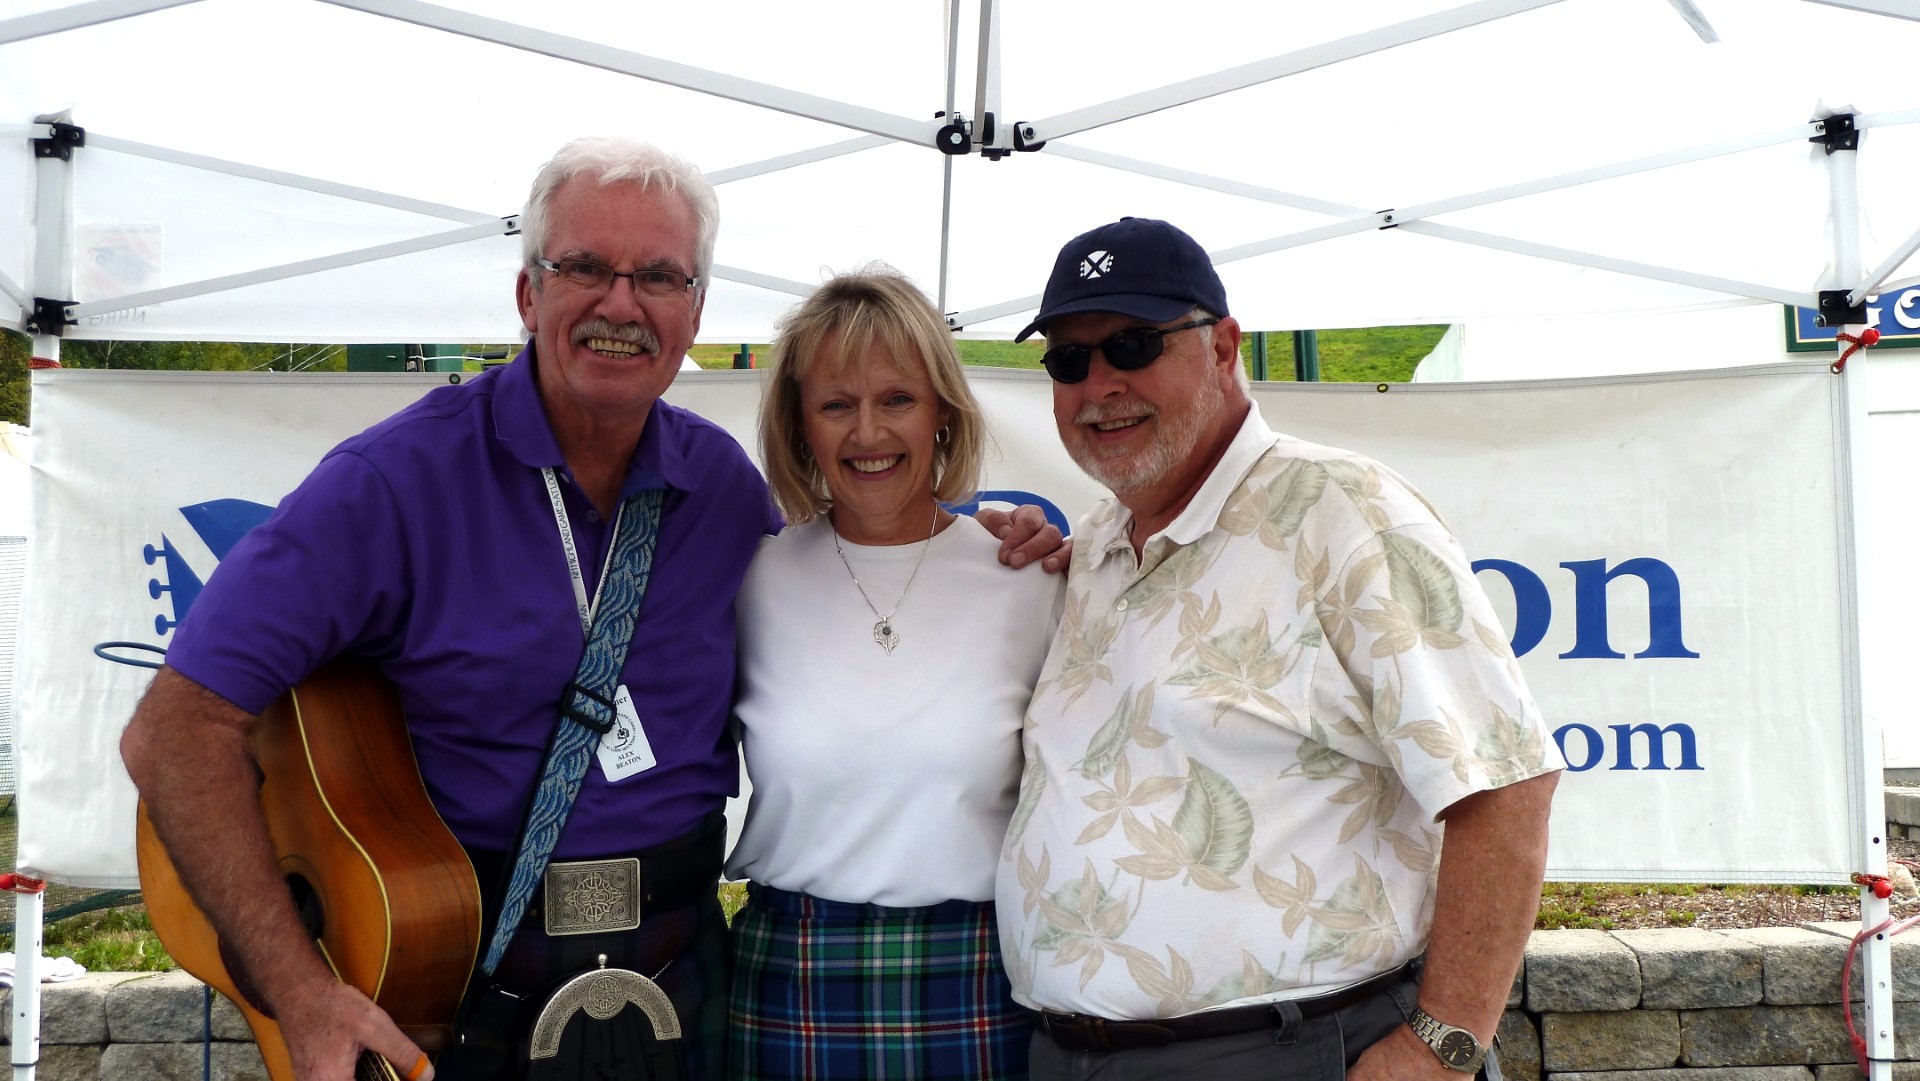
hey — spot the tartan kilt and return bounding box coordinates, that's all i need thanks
[727,883,1031,1080]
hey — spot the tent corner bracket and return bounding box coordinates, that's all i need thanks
[1816,288,1868,328]
[24,298,76,337]
[31,122,85,161]
[935,111,972,155]
[1810,113,1860,155]
[1012,122,1046,154]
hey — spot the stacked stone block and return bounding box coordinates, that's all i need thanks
[9,926,1915,1080]
[0,970,266,1081]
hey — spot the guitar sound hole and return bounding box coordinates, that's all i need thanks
[211,872,326,1019]
[287,873,326,940]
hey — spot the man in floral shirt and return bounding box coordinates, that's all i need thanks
[996,217,1564,1081]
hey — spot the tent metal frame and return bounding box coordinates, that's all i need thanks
[4,1,1915,1079]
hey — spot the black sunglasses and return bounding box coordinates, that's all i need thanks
[1041,318,1219,384]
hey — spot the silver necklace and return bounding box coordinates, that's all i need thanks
[829,504,939,656]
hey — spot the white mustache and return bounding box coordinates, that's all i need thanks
[572,320,660,353]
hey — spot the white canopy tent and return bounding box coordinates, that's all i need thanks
[6,1,1920,1077]
[2,0,1918,348]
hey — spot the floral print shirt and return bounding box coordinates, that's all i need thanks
[996,406,1564,1018]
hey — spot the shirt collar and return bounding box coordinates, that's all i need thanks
[490,344,700,495]
[1086,403,1280,564]
[1157,403,1279,545]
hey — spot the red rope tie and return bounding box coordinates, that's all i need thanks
[0,873,46,894]
[1834,327,1881,373]
[1852,871,1895,899]
[1841,893,1920,1076]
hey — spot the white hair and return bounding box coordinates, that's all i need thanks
[520,136,720,298]
[1189,306,1249,391]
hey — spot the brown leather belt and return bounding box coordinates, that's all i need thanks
[1033,959,1416,1052]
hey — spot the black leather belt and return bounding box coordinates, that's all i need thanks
[466,812,726,934]
[1033,959,1416,1052]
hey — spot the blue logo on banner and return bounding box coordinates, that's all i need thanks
[1473,556,1704,774]
[949,490,1070,536]
[143,499,275,636]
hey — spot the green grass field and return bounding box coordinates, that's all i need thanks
[689,326,1446,383]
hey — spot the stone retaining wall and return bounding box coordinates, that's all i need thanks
[15,785,1920,1080]
[7,923,1914,1081]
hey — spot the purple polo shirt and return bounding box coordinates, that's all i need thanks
[165,348,774,857]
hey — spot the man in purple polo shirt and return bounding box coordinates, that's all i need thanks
[120,137,1061,1081]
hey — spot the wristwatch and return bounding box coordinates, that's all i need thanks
[1407,1007,1487,1073]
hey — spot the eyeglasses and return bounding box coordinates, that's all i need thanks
[535,257,698,299]
[1040,318,1219,384]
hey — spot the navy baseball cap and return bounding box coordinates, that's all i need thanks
[1014,217,1229,342]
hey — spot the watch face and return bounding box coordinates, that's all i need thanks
[1437,1030,1480,1067]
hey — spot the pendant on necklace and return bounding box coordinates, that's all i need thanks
[873,620,900,655]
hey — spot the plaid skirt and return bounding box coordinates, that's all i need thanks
[727,883,1030,1081]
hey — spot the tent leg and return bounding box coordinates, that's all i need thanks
[10,889,41,1081]
[28,114,73,368]
[1825,111,1894,1081]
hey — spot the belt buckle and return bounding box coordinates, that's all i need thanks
[543,857,643,935]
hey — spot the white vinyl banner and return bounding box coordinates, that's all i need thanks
[18,362,1865,887]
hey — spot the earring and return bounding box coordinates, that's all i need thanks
[800,443,813,461]
[935,426,951,446]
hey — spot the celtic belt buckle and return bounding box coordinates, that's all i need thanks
[543,857,642,935]
[526,959,682,1062]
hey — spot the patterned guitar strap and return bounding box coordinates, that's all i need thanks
[483,485,665,976]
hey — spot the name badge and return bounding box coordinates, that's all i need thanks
[595,685,657,782]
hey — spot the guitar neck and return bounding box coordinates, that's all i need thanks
[355,1052,402,1081]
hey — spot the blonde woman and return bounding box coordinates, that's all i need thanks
[726,268,1062,1080]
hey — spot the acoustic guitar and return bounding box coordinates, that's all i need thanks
[137,662,483,1081]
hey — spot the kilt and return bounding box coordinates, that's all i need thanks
[727,883,1030,1081]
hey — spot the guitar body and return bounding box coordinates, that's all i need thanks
[138,662,483,1081]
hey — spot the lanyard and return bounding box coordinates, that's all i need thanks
[541,466,626,639]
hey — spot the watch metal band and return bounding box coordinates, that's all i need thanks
[1408,1006,1487,1073]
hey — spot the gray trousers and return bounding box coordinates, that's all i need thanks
[1028,973,1503,1080]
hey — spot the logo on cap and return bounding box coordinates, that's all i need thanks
[1079,250,1115,279]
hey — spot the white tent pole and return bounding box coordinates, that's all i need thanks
[1023,0,1570,143]
[1395,124,1821,222]
[1042,144,1364,216]
[1825,114,1895,1081]
[1852,224,1920,306]
[1803,0,1920,23]
[706,264,816,300]
[704,137,891,187]
[10,889,41,1081]
[1663,0,1720,42]
[317,0,934,144]
[946,222,1812,330]
[63,216,516,320]
[972,0,1004,155]
[1398,222,1814,307]
[937,0,965,315]
[1052,118,1822,224]
[0,0,200,46]
[86,134,496,223]
[26,121,74,366]
[0,270,26,315]
[7,114,71,1081]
